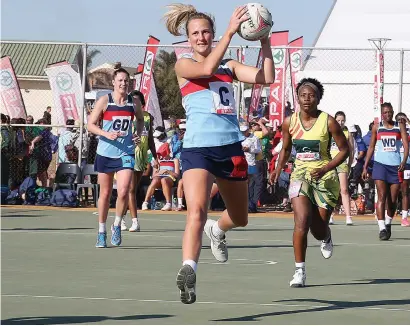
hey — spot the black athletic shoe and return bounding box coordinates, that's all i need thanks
[379,229,389,241]
[385,224,392,240]
[176,265,196,304]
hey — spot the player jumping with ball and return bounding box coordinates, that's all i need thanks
[163,3,275,304]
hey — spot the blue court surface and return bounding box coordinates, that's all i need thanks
[1,207,410,324]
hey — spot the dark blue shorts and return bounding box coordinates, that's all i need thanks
[181,142,248,181]
[94,154,135,173]
[372,161,399,184]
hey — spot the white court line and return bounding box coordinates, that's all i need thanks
[1,229,410,247]
[2,294,409,313]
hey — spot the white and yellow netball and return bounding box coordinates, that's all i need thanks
[238,3,273,41]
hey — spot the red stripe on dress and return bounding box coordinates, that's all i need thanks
[376,131,401,140]
[103,110,134,121]
[180,74,233,97]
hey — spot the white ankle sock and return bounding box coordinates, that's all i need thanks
[131,217,138,224]
[385,215,392,225]
[402,211,408,219]
[178,198,183,205]
[183,260,197,273]
[378,220,386,231]
[98,223,106,233]
[295,262,305,270]
[114,216,122,226]
[211,221,226,239]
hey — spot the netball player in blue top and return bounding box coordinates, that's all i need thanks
[164,3,275,304]
[362,103,408,240]
[87,68,144,248]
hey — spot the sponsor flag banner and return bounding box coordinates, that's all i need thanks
[249,48,264,119]
[147,78,163,128]
[133,63,144,90]
[139,35,160,108]
[269,31,289,130]
[288,37,303,112]
[0,56,27,119]
[45,61,84,126]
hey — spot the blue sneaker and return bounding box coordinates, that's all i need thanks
[111,224,122,246]
[95,232,107,248]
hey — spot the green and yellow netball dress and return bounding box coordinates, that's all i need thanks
[134,111,151,172]
[288,111,340,210]
[330,127,349,173]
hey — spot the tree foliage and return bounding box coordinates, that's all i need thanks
[153,50,185,119]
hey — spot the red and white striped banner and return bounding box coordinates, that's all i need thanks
[288,37,303,112]
[0,56,27,119]
[269,31,289,130]
[249,48,264,118]
[45,61,84,126]
[373,50,384,123]
[139,35,160,106]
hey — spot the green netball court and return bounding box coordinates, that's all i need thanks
[1,207,410,324]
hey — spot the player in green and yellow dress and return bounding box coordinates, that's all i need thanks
[330,111,354,225]
[122,90,158,232]
[270,78,349,287]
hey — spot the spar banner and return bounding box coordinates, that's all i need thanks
[373,49,384,123]
[288,37,303,112]
[249,48,264,118]
[0,56,27,119]
[133,63,144,90]
[139,35,160,107]
[45,61,84,126]
[269,31,289,130]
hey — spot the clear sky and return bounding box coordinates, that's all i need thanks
[1,0,335,46]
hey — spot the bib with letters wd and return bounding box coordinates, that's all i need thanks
[374,122,402,166]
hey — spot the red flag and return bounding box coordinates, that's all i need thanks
[269,31,288,130]
[0,56,27,119]
[133,63,144,91]
[288,37,303,112]
[249,48,264,118]
[139,35,160,107]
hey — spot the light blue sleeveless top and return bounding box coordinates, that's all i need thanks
[96,93,135,158]
[400,125,410,164]
[179,54,244,148]
[374,121,402,166]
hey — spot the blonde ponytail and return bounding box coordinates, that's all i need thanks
[164,3,215,36]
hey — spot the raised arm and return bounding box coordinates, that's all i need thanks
[228,36,275,84]
[175,6,248,79]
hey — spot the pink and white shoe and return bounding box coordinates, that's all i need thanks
[401,218,410,227]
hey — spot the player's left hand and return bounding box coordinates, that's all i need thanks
[132,134,141,145]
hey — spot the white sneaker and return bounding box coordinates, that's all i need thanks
[204,219,228,262]
[141,202,149,211]
[129,222,140,232]
[289,268,306,287]
[320,230,333,259]
[121,219,128,231]
[329,213,335,225]
[161,203,172,211]
[177,204,184,211]
[346,216,353,226]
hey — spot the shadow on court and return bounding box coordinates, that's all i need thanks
[1,314,174,325]
[306,278,410,288]
[212,298,410,322]
[1,214,48,218]
[1,227,94,231]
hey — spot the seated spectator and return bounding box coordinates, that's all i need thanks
[141,143,180,211]
[58,119,78,163]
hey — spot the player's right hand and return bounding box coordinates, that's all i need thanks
[361,168,369,181]
[269,169,279,185]
[227,6,248,35]
[104,131,120,140]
